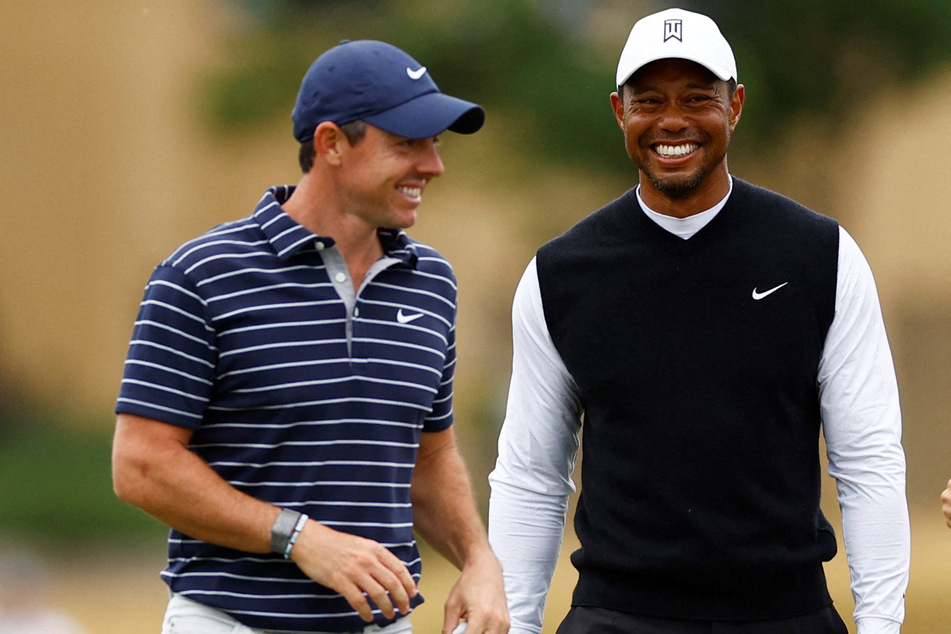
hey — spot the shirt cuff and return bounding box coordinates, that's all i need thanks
[855,616,902,634]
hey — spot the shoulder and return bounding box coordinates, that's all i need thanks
[540,188,640,258]
[161,217,263,272]
[731,178,838,233]
[406,238,456,282]
[379,237,458,313]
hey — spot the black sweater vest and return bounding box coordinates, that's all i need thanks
[536,178,840,620]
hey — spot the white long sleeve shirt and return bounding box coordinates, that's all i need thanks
[488,183,910,634]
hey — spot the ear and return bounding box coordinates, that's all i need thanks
[313,122,348,166]
[610,90,625,130]
[729,84,745,133]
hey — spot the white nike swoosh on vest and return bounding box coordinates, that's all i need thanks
[751,282,789,301]
[397,309,424,324]
[406,66,427,80]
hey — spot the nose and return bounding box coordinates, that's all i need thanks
[418,139,445,177]
[658,104,689,132]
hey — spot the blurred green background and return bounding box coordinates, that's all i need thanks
[1,0,950,631]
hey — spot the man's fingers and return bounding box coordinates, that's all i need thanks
[363,580,396,620]
[341,551,416,620]
[357,546,415,615]
[450,613,509,634]
[379,550,419,607]
[445,611,500,634]
[337,582,375,622]
[292,525,418,620]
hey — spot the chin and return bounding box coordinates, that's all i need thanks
[390,214,417,229]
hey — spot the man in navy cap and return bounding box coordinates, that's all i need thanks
[113,40,508,634]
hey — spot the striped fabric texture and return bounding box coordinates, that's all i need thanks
[116,186,457,632]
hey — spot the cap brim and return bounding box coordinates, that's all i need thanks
[364,92,485,139]
[618,54,734,87]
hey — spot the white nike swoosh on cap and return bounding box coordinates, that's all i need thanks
[397,309,424,324]
[751,282,789,300]
[406,66,427,80]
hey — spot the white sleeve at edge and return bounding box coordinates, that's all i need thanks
[488,257,582,634]
[819,227,910,634]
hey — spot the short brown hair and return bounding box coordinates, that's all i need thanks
[297,120,368,173]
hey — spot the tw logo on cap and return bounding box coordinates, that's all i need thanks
[664,18,683,42]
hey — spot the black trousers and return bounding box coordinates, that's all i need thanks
[555,605,848,634]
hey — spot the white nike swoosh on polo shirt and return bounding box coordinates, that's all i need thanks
[397,309,424,324]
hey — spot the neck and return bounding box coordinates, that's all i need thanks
[282,172,384,289]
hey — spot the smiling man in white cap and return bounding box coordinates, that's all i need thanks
[113,39,508,634]
[489,8,909,634]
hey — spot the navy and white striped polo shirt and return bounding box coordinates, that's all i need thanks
[116,186,457,632]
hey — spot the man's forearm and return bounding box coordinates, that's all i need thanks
[411,427,510,633]
[112,413,279,553]
[411,427,490,568]
[488,477,567,634]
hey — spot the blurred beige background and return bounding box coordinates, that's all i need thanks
[1,1,949,631]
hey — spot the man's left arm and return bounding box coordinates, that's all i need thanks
[819,228,910,634]
[412,427,510,634]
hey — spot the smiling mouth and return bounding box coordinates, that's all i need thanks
[653,143,699,158]
[397,186,423,199]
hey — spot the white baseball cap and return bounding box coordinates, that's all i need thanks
[615,8,737,87]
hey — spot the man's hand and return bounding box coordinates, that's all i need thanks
[941,478,951,528]
[289,520,418,622]
[441,548,509,634]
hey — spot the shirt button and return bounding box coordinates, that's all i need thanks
[334,272,347,283]
[315,241,325,250]
[354,307,360,317]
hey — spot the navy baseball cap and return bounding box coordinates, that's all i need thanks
[292,40,485,142]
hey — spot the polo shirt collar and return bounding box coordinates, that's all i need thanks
[377,228,418,268]
[253,186,419,267]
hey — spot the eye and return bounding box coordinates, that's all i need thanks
[398,137,440,151]
[687,92,718,106]
[633,97,662,109]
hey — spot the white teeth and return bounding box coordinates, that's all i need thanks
[655,143,697,158]
[398,186,422,198]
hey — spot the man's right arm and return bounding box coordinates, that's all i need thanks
[112,413,278,552]
[488,258,582,634]
[111,413,417,622]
